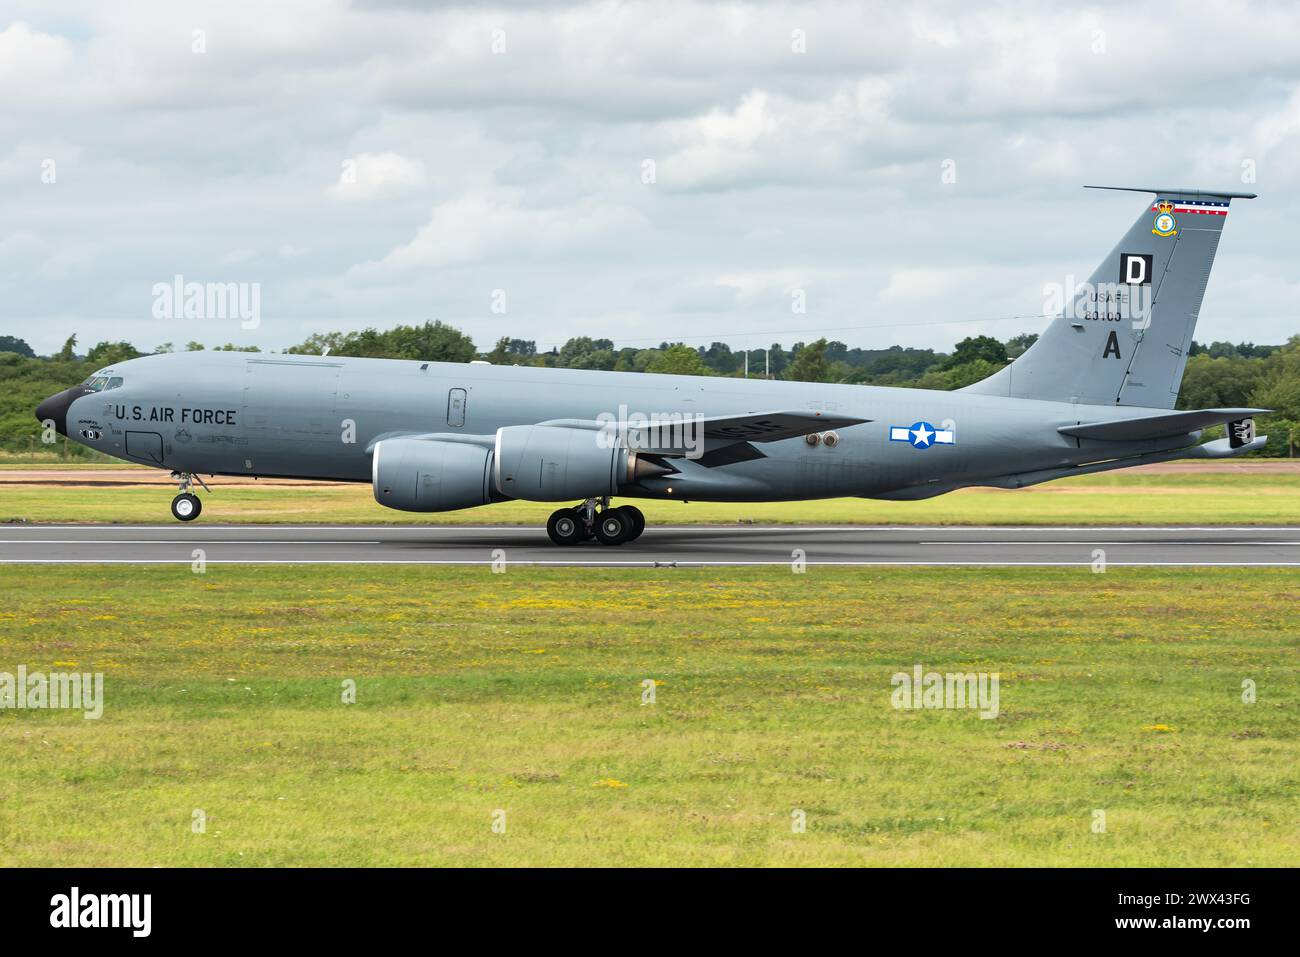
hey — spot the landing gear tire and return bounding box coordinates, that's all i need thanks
[547,507,586,546]
[618,505,645,542]
[171,492,201,522]
[594,507,632,546]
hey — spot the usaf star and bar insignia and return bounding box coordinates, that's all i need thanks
[889,421,955,449]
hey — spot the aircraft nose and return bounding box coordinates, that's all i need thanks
[34,386,90,437]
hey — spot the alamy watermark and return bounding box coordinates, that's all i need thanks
[50,887,150,937]
[0,665,104,719]
[151,274,260,329]
[596,404,706,459]
[891,664,999,719]
[1043,276,1153,330]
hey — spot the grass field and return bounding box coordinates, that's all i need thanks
[0,565,1294,866]
[3,469,1300,525]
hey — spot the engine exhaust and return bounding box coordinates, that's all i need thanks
[626,451,675,484]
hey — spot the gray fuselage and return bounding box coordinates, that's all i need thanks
[49,350,1194,504]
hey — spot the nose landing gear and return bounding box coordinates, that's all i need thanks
[169,472,209,522]
[545,499,645,546]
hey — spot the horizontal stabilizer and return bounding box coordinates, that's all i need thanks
[1083,185,1258,200]
[1059,408,1267,442]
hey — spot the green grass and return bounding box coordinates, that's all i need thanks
[0,451,121,466]
[2,470,1299,524]
[0,565,1294,866]
[0,461,133,469]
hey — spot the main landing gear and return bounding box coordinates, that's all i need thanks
[546,499,645,546]
[169,471,209,522]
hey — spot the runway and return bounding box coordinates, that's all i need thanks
[1,524,1298,566]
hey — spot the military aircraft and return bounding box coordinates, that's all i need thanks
[36,185,1266,545]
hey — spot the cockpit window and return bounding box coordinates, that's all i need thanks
[105,377,124,390]
[82,376,111,392]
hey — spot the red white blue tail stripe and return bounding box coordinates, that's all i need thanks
[1151,198,1230,217]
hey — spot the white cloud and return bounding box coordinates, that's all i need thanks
[0,21,72,86]
[714,269,813,304]
[350,192,646,276]
[327,151,426,202]
[1,0,1297,355]
[659,81,898,191]
[880,268,973,302]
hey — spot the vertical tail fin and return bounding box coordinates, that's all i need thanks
[964,186,1255,408]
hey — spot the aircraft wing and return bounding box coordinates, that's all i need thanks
[1058,408,1268,442]
[530,409,869,466]
[541,410,869,442]
[696,410,869,443]
[366,411,868,457]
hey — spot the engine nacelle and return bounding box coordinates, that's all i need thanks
[372,438,494,512]
[494,424,626,501]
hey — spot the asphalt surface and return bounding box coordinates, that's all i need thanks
[1,524,1298,566]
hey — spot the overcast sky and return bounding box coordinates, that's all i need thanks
[2,0,1297,357]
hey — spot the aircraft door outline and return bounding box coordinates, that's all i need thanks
[447,388,467,428]
[125,430,165,464]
